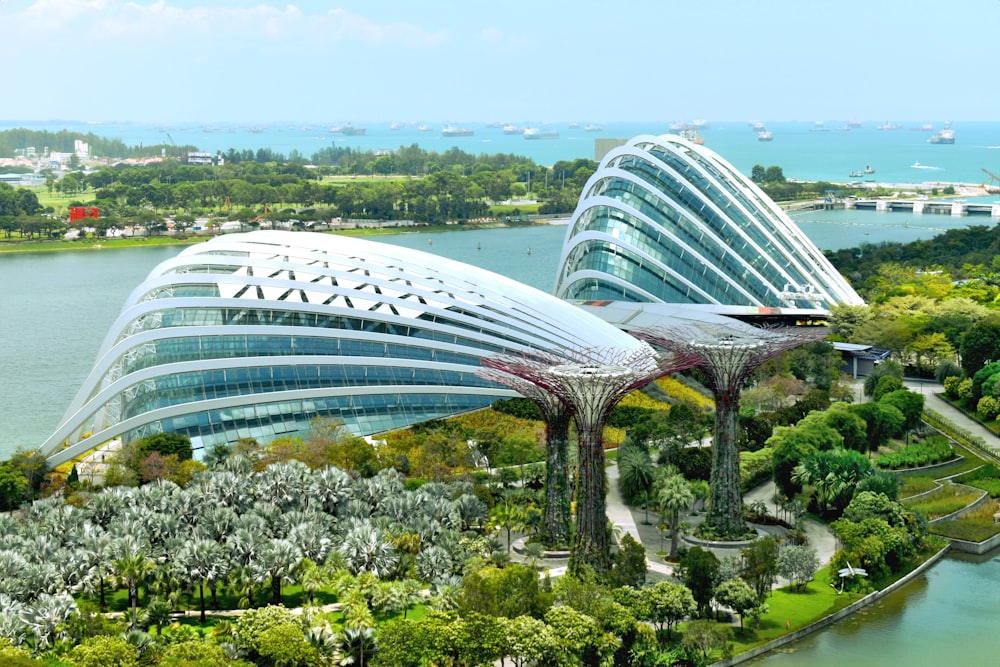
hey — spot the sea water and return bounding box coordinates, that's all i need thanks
[5,118,1000,185]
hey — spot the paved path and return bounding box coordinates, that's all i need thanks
[904,379,1000,454]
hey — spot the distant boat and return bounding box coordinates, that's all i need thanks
[337,123,366,136]
[583,124,603,132]
[849,170,864,178]
[929,128,955,144]
[390,121,402,131]
[523,128,559,140]
[418,124,433,132]
[864,165,875,174]
[847,119,862,128]
[442,126,474,137]
[878,121,902,131]
[680,128,705,145]
[503,124,525,135]
[568,122,581,129]
[757,130,774,141]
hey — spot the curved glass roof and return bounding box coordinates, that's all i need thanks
[42,230,645,466]
[555,134,863,311]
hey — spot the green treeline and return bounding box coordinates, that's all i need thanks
[0,137,598,235]
[0,128,171,161]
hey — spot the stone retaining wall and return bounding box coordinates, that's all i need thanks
[709,546,952,667]
[947,532,1000,554]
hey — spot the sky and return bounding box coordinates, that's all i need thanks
[1,0,999,124]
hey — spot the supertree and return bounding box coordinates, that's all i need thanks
[478,353,574,547]
[635,323,827,539]
[481,345,698,575]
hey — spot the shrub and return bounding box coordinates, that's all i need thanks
[233,605,301,656]
[876,436,954,469]
[69,636,139,667]
[978,395,1000,421]
[943,375,963,400]
[959,378,974,400]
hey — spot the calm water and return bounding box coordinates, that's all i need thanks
[751,548,1000,666]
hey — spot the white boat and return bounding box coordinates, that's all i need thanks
[928,128,955,144]
[864,165,875,174]
[503,124,525,135]
[442,126,474,137]
[583,124,603,132]
[757,130,773,141]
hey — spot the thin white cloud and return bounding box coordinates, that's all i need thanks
[480,27,502,44]
[5,1,449,46]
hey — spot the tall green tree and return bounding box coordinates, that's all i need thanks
[657,474,694,561]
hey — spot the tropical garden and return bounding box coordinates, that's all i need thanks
[3,145,1000,664]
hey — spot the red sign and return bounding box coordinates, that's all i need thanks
[69,206,99,222]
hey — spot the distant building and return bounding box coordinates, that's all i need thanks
[74,140,90,160]
[594,138,627,162]
[187,152,214,165]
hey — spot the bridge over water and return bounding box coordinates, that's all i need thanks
[803,197,1000,217]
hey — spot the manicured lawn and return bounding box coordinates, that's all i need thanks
[728,566,861,654]
[0,235,205,253]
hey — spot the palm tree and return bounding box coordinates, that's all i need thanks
[254,538,302,605]
[617,443,655,506]
[297,558,332,604]
[111,537,156,629]
[311,466,352,514]
[487,501,527,553]
[657,474,694,561]
[338,523,399,578]
[143,597,172,635]
[175,538,229,623]
[338,626,377,667]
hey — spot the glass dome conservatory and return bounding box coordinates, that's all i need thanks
[554,134,863,311]
[41,231,647,466]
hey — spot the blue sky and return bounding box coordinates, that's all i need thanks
[2,0,997,123]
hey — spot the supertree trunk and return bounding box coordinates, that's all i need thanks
[570,419,611,575]
[541,407,573,547]
[707,388,746,538]
[476,363,574,549]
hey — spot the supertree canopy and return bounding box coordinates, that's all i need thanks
[482,345,697,575]
[635,323,827,539]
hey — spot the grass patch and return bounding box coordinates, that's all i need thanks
[930,518,1000,541]
[488,203,543,215]
[727,565,861,654]
[930,498,1000,541]
[902,485,983,519]
[0,235,206,254]
[898,476,941,498]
